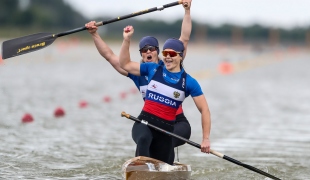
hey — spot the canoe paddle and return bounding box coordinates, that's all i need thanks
[1,1,185,60]
[121,111,282,180]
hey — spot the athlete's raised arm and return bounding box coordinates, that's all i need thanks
[86,21,128,76]
[119,26,141,76]
[179,0,192,60]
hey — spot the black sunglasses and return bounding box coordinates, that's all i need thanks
[139,46,158,53]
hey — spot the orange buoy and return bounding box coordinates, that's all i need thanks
[21,113,34,123]
[79,100,88,108]
[0,54,3,64]
[218,61,233,75]
[54,107,65,117]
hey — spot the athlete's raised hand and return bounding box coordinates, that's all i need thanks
[123,25,134,40]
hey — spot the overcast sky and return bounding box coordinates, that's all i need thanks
[64,0,310,29]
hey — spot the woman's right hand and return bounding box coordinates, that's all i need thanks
[123,25,134,40]
[85,21,98,34]
[201,138,210,153]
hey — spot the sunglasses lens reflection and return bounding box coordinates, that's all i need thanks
[162,51,178,57]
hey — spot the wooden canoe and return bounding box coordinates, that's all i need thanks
[122,156,191,180]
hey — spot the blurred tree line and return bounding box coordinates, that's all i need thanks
[1,0,309,44]
[0,0,86,36]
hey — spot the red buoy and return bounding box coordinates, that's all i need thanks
[21,113,34,123]
[120,92,127,99]
[130,87,138,94]
[79,100,88,108]
[103,96,112,103]
[54,107,65,117]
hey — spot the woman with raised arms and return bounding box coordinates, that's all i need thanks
[86,0,194,163]
[119,25,211,165]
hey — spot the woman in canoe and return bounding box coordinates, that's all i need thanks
[119,25,211,164]
[85,0,193,163]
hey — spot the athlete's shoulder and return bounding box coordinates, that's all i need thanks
[141,62,159,68]
[185,74,203,96]
[185,74,198,83]
[128,73,138,80]
[141,63,159,76]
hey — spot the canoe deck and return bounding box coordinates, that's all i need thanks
[122,156,191,180]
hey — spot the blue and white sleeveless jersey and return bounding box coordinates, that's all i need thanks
[127,74,148,99]
[127,60,164,100]
[140,63,203,121]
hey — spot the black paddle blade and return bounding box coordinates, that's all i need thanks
[1,32,56,59]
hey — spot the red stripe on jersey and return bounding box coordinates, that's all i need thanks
[142,100,177,121]
[176,105,184,115]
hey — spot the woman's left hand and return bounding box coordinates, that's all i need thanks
[85,21,98,34]
[183,0,192,10]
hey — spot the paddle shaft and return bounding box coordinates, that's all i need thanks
[121,112,281,180]
[56,1,183,38]
[1,1,184,59]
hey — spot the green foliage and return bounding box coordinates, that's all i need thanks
[0,0,86,29]
[280,28,307,42]
[207,24,234,38]
[243,24,269,40]
[0,0,309,43]
[0,0,19,24]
